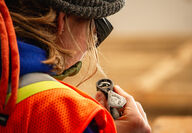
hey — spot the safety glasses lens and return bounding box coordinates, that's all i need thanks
[94,18,113,47]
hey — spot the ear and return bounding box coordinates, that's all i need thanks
[57,12,66,35]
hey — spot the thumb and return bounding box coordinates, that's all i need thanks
[95,91,107,108]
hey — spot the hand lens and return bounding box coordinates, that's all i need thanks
[96,79,127,119]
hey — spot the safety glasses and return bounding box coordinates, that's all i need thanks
[94,18,113,47]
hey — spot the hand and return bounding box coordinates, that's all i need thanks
[95,85,151,133]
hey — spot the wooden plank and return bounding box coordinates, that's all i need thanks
[126,90,192,119]
[129,41,192,92]
[153,116,192,133]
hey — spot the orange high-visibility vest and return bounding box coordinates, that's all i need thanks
[0,80,116,133]
[0,1,116,132]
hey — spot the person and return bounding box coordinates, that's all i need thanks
[0,0,151,132]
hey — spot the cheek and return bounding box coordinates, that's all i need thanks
[71,23,89,51]
[59,19,90,69]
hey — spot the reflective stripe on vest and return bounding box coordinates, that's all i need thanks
[6,81,67,104]
[2,80,116,133]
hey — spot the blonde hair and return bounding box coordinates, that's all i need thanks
[76,20,107,87]
[8,2,102,80]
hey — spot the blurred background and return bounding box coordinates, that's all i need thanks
[66,0,192,132]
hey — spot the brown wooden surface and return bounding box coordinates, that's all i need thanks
[65,36,192,131]
[153,116,192,133]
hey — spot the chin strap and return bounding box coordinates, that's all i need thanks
[0,0,20,122]
[53,61,82,80]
